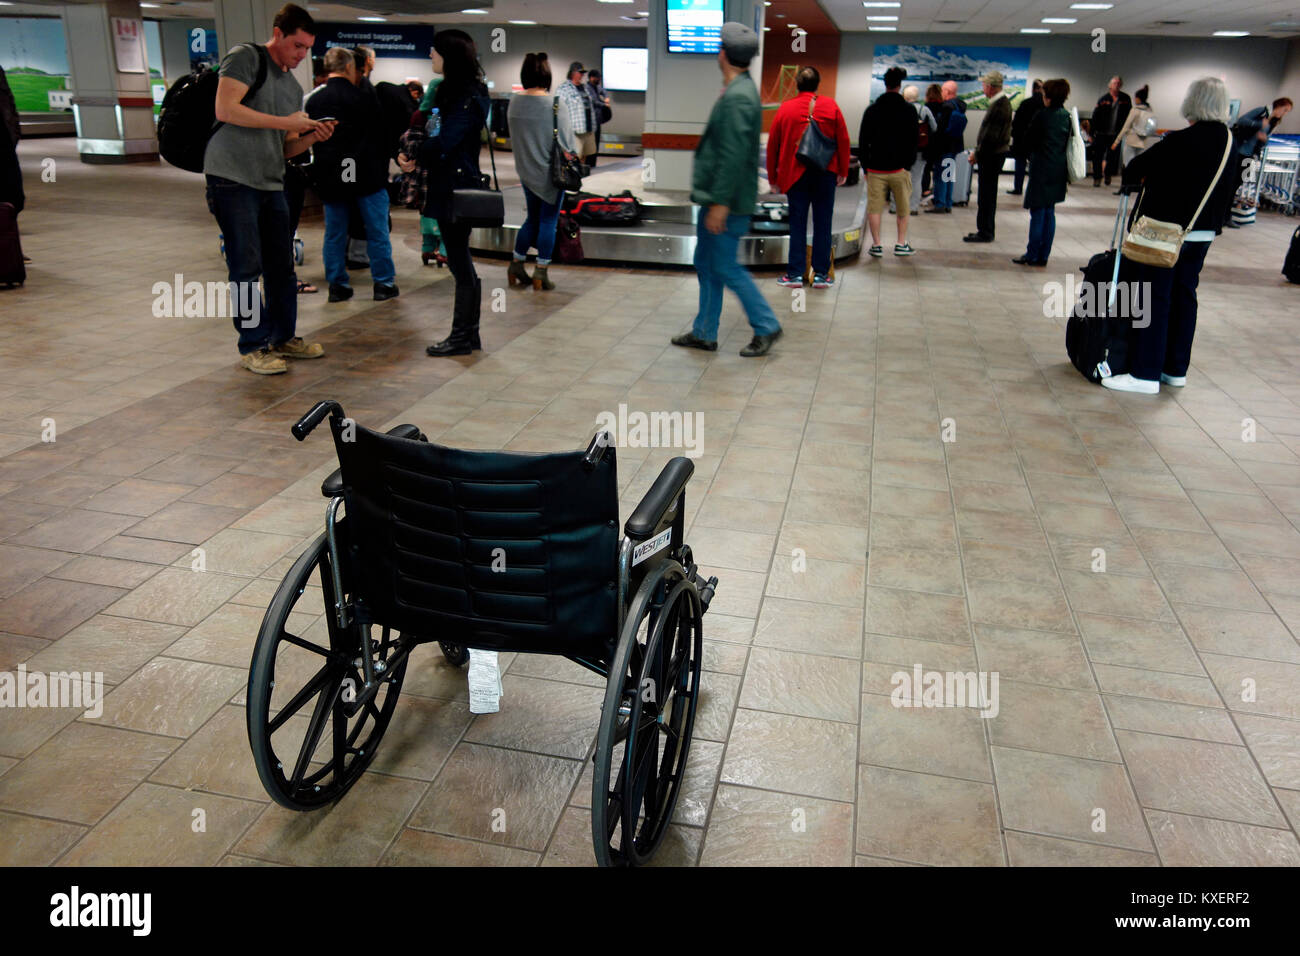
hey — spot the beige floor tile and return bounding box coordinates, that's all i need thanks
[693,495,785,534]
[687,526,775,573]
[23,614,185,684]
[960,540,1058,587]
[765,556,864,607]
[868,546,964,595]
[699,784,853,866]
[752,597,862,658]
[463,675,603,760]
[150,704,276,801]
[1117,729,1284,827]
[1202,653,1300,720]
[234,772,428,866]
[721,708,856,801]
[861,632,977,672]
[1060,571,1176,623]
[860,692,992,782]
[973,624,1094,690]
[1077,613,1203,675]
[966,577,1075,633]
[1103,695,1241,745]
[1146,810,1300,866]
[1232,713,1300,790]
[409,743,580,850]
[0,811,86,866]
[990,746,1152,851]
[739,647,859,723]
[1132,527,1237,570]
[1092,663,1223,708]
[1150,562,1271,613]
[56,783,263,866]
[1004,831,1158,867]
[776,520,869,564]
[0,723,176,825]
[869,512,958,553]
[988,680,1120,762]
[381,828,540,866]
[541,805,702,867]
[99,657,246,738]
[365,696,473,781]
[866,586,971,644]
[785,490,870,527]
[855,765,1003,866]
[104,568,248,627]
[693,671,741,742]
[1237,553,1300,598]
[871,483,952,519]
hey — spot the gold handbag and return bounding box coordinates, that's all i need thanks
[1121,131,1231,268]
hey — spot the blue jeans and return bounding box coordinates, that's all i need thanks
[323,189,395,287]
[1012,156,1027,192]
[1026,205,1057,263]
[932,151,959,209]
[205,175,297,355]
[514,187,561,265]
[786,168,837,278]
[691,212,782,342]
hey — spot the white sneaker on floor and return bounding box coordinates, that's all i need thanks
[1160,373,1186,387]
[1101,373,1159,394]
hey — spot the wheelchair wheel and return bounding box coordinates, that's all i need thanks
[439,642,469,667]
[247,534,408,810]
[591,563,703,866]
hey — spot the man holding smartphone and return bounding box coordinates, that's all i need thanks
[205,3,335,375]
[307,46,398,303]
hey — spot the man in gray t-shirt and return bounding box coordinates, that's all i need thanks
[204,2,335,375]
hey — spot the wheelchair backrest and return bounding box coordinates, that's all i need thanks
[331,421,620,657]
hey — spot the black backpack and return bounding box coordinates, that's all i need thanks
[158,44,268,173]
[1284,226,1300,284]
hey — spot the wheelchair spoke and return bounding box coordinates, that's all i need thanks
[267,663,336,734]
[289,675,341,792]
[279,631,330,657]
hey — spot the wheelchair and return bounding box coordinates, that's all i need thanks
[246,400,719,867]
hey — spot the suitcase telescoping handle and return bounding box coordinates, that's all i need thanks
[1107,190,1133,313]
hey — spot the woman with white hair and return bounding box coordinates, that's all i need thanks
[1100,76,1236,394]
[901,85,936,215]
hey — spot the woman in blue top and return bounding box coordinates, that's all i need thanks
[418,30,490,357]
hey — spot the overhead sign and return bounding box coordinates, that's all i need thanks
[311,23,436,59]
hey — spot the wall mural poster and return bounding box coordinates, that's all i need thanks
[871,44,1032,109]
[0,17,72,112]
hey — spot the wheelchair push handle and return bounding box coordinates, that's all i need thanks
[292,400,345,442]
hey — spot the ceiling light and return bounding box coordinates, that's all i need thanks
[763,26,771,31]
[509,20,537,25]
[863,2,901,6]
[1069,3,1113,8]
[358,16,386,21]
[868,26,897,31]
[461,8,488,13]
[1020,28,1051,33]
[1042,18,1077,24]
[597,1,634,4]
[140,3,160,7]
[867,16,899,21]
[1213,30,1250,36]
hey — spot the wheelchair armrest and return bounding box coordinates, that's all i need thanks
[625,457,694,538]
[321,423,425,497]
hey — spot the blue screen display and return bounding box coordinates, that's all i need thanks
[667,0,725,55]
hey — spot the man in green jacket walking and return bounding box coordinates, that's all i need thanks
[672,22,783,358]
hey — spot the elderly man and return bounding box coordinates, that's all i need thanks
[558,62,596,166]
[964,70,1013,242]
[1091,75,1131,186]
[925,79,967,214]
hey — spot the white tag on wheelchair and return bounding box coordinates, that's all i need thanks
[632,528,672,566]
[467,649,503,714]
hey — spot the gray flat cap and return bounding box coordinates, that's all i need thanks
[720,21,759,66]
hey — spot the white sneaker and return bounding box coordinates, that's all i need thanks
[1160,373,1186,387]
[1101,373,1159,394]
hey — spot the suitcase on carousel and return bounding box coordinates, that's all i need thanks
[951,151,973,206]
[0,202,25,288]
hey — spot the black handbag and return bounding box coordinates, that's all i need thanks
[551,97,585,192]
[450,99,505,228]
[795,95,837,173]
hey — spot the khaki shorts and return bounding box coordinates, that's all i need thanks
[867,170,912,216]
[577,131,597,159]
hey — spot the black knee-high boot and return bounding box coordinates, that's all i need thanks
[426,278,482,356]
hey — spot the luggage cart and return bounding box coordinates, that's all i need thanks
[1256,134,1299,216]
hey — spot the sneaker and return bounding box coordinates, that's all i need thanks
[1160,373,1187,387]
[776,274,803,288]
[373,283,399,301]
[1101,373,1159,395]
[894,243,915,257]
[671,331,718,352]
[241,348,287,375]
[812,274,834,289]
[868,245,884,258]
[739,329,782,357]
[271,337,325,360]
[328,284,353,303]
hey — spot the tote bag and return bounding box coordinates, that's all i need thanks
[1066,107,1087,184]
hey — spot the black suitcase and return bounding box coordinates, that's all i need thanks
[0,202,24,288]
[1284,225,1300,284]
[1066,193,1134,382]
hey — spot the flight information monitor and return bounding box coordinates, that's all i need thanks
[667,0,725,55]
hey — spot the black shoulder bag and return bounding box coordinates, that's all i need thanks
[450,97,505,228]
[795,95,837,173]
[551,96,585,192]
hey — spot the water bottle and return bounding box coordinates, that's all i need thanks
[426,108,441,137]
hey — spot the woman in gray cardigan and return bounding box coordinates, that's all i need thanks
[506,53,577,291]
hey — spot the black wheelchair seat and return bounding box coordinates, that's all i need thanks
[321,423,423,498]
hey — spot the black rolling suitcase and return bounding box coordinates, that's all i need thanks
[1284,225,1300,284]
[1066,191,1135,382]
[0,202,24,288]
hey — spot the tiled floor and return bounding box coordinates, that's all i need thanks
[2,137,1299,866]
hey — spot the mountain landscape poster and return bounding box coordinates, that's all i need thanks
[871,44,1032,109]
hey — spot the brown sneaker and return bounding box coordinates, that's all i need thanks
[271,337,324,359]
[241,348,288,375]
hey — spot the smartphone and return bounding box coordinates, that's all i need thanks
[316,117,337,123]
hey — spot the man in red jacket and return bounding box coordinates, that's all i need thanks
[766,67,850,288]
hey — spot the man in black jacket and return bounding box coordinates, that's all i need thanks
[965,70,1013,242]
[859,66,918,257]
[306,46,397,302]
[1007,79,1042,195]
[1091,75,1131,186]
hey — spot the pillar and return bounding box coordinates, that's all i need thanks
[63,1,158,163]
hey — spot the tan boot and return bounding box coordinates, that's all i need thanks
[241,348,288,375]
[532,265,555,291]
[507,259,532,287]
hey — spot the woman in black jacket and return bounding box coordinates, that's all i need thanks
[419,30,491,357]
[1014,78,1071,267]
[1100,77,1235,395]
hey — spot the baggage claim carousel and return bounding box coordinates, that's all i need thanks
[468,160,870,268]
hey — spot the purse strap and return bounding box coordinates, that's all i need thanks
[1182,127,1233,235]
[482,97,499,191]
